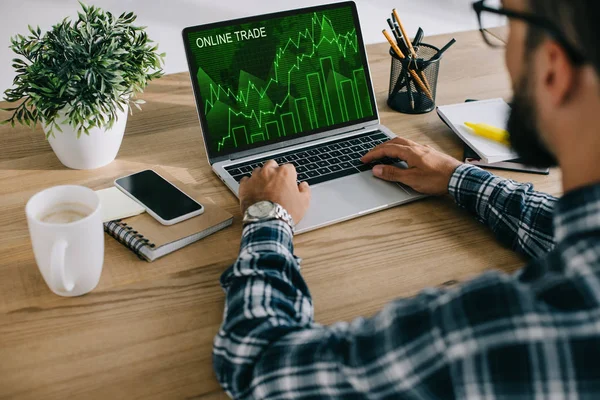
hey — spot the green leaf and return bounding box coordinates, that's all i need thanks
[3,2,163,136]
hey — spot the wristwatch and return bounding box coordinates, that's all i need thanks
[243,201,295,231]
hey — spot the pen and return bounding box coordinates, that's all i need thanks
[382,29,433,100]
[388,19,408,54]
[413,27,424,49]
[404,65,415,110]
[387,18,402,47]
[395,26,410,55]
[464,122,511,146]
[429,38,457,62]
[387,18,396,36]
[390,70,407,98]
[393,22,404,47]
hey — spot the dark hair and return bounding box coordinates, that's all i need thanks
[527,0,599,74]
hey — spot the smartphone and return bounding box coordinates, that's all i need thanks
[114,170,204,225]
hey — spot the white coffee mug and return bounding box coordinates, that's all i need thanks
[25,185,104,297]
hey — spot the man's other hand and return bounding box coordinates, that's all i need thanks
[239,160,311,224]
[361,137,462,195]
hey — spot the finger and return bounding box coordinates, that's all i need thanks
[299,181,311,202]
[252,166,262,175]
[386,136,418,147]
[263,160,278,169]
[372,164,415,183]
[240,176,250,184]
[280,162,297,173]
[280,163,297,179]
[369,137,417,156]
[298,181,310,193]
[361,144,414,164]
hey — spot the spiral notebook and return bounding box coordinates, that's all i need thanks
[104,180,233,262]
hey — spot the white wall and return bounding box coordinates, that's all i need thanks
[0,0,501,93]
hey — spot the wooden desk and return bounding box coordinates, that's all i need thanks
[0,28,561,399]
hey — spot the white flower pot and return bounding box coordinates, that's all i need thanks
[44,107,128,170]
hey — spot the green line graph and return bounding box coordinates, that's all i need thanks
[187,5,374,155]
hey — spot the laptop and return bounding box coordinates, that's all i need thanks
[182,1,426,233]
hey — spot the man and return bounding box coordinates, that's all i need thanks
[213,0,600,398]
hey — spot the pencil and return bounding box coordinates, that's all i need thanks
[382,30,433,100]
[392,9,432,92]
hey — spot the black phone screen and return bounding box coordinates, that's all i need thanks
[115,170,202,221]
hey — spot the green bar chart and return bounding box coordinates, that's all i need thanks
[188,6,375,154]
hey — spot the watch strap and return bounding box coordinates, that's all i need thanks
[243,202,295,232]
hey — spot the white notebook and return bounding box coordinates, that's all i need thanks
[96,187,145,222]
[437,98,518,163]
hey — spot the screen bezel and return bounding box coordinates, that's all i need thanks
[182,1,379,164]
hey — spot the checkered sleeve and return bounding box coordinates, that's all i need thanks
[212,207,600,399]
[213,220,314,397]
[213,220,455,399]
[448,164,557,258]
[213,184,600,399]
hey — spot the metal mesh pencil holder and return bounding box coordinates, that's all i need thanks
[387,43,441,114]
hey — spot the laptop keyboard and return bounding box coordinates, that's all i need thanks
[224,130,400,186]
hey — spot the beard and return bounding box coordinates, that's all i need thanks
[507,74,559,168]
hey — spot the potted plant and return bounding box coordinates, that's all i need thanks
[1,3,165,169]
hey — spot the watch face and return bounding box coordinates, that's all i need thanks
[249,201,275,218]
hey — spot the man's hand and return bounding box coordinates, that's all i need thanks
[361,137,463,195]
[239,160,311,224]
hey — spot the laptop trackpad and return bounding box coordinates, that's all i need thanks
[295,171,419,233]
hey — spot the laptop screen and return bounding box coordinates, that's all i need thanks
[183,2,377,159]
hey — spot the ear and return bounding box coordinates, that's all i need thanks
[536,39,577,106]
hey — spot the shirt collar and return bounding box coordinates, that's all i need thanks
[554,182,600,243]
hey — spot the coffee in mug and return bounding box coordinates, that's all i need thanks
[39,202,94,224]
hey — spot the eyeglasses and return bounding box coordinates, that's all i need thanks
[472,0,585,65]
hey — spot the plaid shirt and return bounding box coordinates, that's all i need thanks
[213,164,600,399]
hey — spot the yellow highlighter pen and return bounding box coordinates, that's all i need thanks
[464,122,511,146]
